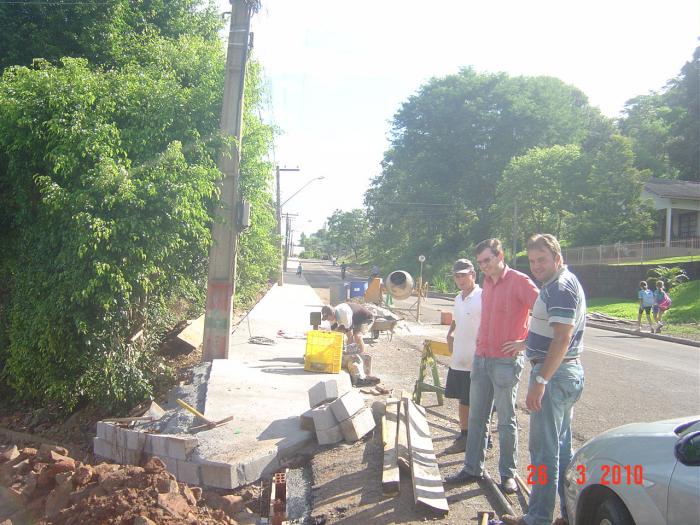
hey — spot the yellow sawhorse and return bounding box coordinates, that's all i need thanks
[413,339,451,406]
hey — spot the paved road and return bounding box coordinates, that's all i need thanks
[299,258,700,438]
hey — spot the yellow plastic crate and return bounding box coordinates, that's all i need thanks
[304,330,344,373]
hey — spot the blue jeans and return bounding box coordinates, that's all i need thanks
[463,355,524,479]
[525,361,584,525]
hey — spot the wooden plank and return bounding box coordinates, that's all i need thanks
[382,398,400,495]
[405,398,449,514]
[397,392,410,473]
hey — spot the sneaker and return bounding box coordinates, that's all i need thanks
[444,469,482,485]
[502,477,518,494]
[442,434,467,455]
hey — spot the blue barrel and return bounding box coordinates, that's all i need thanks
[349,280,368,298]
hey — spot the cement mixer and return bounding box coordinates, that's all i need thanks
[385,270,414,300]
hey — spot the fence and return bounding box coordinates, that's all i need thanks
[562,238,700,266]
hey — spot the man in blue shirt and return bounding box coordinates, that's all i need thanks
[502,234,586,525]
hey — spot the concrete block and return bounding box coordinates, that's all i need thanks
[115,427,129,449]
[115,448,142,465]
[176,460,201,486]
[125,429,147,451]
[339,407,376,442]
[161,456,178,477]
[166,436,198,460]
[308,380,339,408]
[93,437,117,460]
[149,434,169,458]
[96,422,117,444]
[310,403,336,431]
[199,462,236,489]
[300,409,315,432]
[316,424,343,445]
[330,390,365,422]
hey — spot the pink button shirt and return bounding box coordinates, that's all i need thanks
[476,266,539,359]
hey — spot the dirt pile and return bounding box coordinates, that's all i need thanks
[0,445,251,525]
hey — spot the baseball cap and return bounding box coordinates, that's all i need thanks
[321,305,334,320]
[453,259,474,274]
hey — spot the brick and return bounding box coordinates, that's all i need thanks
[339,407,376,442]
[316,424,343,445]
[125,429,147,451]
[166,437,198,461]
[308,380,339,408]
[310,403,336,431]
[96,422,117,444]
[176,460,201,486]
[299,409,315,432]
[330,390,365,422]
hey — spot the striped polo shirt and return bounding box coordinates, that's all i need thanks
[526,266,586,361]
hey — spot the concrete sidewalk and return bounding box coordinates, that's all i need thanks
[193,270,352,488]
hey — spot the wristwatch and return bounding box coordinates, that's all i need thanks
[535,375,549,385]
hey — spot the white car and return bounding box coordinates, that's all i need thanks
[563,415,700,525]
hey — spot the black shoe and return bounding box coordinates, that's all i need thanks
[444,469,482,485]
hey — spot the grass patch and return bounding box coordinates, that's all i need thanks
[610,255,699,266]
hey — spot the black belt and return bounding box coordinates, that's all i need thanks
[530,357,580,365]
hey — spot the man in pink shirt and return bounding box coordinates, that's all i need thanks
[445,238,539,494]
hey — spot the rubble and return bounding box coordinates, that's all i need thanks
[0,443,259,524]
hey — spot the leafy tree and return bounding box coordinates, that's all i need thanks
[0,5,275,410]
[570,135,654,245]
[0,0,221,71]
[493,144,582,244]
[327,209,371,261]
[366,68,605,272]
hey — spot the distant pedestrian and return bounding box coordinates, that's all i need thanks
[296,262,303,276]
[653,280,671,333]
[341,262,347,280]
[444,259,482,454]
[636,281,654,332]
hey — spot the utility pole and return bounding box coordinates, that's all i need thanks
[202,0,253,362]
[282,213,298,273]
[276,166,300,286]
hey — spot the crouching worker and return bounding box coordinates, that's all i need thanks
[321,303,379,386]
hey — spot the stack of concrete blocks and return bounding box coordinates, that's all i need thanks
[94,422,201,485]
[305,379,376,445]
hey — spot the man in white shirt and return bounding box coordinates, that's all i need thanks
[444,259,482,454]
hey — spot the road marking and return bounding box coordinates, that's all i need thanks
[585,345,642,362]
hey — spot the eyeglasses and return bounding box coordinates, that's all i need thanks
[476,256,494,266]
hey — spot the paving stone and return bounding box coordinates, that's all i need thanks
[299,409,315,432]
[339,407,376,442]
[329,390,365,422]
[125,429,147,451]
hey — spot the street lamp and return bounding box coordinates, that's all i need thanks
[278,175,325,285]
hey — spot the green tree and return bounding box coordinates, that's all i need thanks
[327,209,371,261]
[570,135,654,245]
[366,68,605,271]
[493,144,582,244]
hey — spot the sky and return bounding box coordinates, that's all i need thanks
[218,0,699,238]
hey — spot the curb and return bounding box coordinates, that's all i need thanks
[586,321,700,348]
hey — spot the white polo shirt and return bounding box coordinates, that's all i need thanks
[451,285,482,371]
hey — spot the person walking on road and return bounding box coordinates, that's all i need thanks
[444,259,482,454]
[296,262,303,277]
[501,233,586,525]
[340,262,347,280]
[636,280,655,332]
[445,238,539,495]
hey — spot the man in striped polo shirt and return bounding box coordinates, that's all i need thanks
[502,234,586,525]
